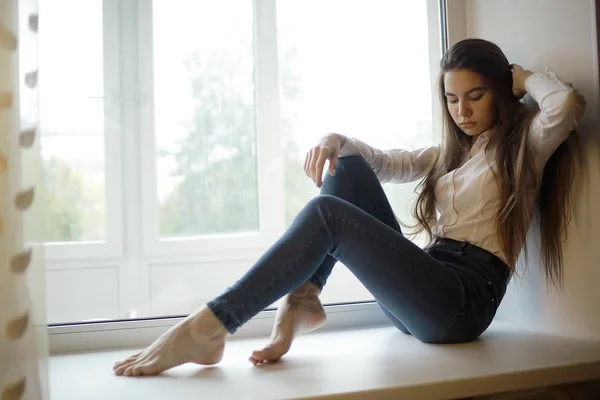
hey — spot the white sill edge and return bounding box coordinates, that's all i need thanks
[48,301,390,354]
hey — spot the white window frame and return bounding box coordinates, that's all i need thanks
[443,0,467,48]
[41,0,124,261]
[47,0,462,354]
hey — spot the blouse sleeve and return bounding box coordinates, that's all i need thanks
[339,137,439,183]
[525,71,586,168]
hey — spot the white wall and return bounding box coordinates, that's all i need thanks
[463,0,600,339]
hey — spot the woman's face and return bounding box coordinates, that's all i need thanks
[443,68,497,138]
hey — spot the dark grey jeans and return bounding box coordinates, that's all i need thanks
[208,156,510,343]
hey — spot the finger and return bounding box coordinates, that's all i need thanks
[328,154,338,176]
[304,151,311,177]
[308,147,319,184]
[315,149,330,187]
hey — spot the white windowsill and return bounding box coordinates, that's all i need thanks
[49,321,600,400]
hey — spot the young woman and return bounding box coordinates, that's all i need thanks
[114,38,586,376]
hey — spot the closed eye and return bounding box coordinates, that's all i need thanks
[447,93,485,104]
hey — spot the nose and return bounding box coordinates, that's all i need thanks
[458,102,472,117]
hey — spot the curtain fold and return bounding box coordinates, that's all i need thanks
[1,0,48,399]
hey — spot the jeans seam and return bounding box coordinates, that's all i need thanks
[441,311,461,343]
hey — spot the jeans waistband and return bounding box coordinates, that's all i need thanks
[433,237,511,281]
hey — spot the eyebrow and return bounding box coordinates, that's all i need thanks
[444,87,487,96]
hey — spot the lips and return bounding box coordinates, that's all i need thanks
[460,122,476,128]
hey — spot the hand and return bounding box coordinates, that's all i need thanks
[510,64,534,100]
[304,133,345,188]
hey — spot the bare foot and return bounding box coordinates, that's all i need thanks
[113,306,227,376]
[249,282,326,365]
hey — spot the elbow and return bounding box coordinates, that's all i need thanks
[565,90,586,123]
[544,90,586,130]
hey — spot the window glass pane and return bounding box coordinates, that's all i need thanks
[37,0,106,242]
[278,0,436,304]
[152,0,258,238]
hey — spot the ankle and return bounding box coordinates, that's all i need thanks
[290,281,321,299]
[302,281,322,295]
[189,306,228,338]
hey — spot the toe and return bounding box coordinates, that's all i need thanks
[248,356,262,366]
[136,363,159,376]
[114,352,142,370]
[250,347,281,365]
[115,359,142,375]
[121,356,164,376]
[250,349,266,361]
[123,352,142,363]
[254,347,278,362]
[114,359,139,373]
[113,360,128,370]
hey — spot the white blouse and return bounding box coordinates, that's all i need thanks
[338,72,586,265]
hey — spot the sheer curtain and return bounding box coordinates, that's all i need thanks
[0,0,48,399]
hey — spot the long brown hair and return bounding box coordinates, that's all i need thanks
[413,38,578,287]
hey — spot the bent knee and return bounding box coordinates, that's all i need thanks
[306,194,347,211]
[336,155,371,172]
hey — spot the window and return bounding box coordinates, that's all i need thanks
[40,0,106,243]
[37,0,444,328]
[151,1,259,239]
[30,0,122,264]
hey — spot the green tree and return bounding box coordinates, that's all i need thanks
[41,156,105,242]
[159,48,259,237]
[159,44,308,236]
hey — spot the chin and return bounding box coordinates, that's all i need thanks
[462,127,490,136]
[460,129,479,136]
